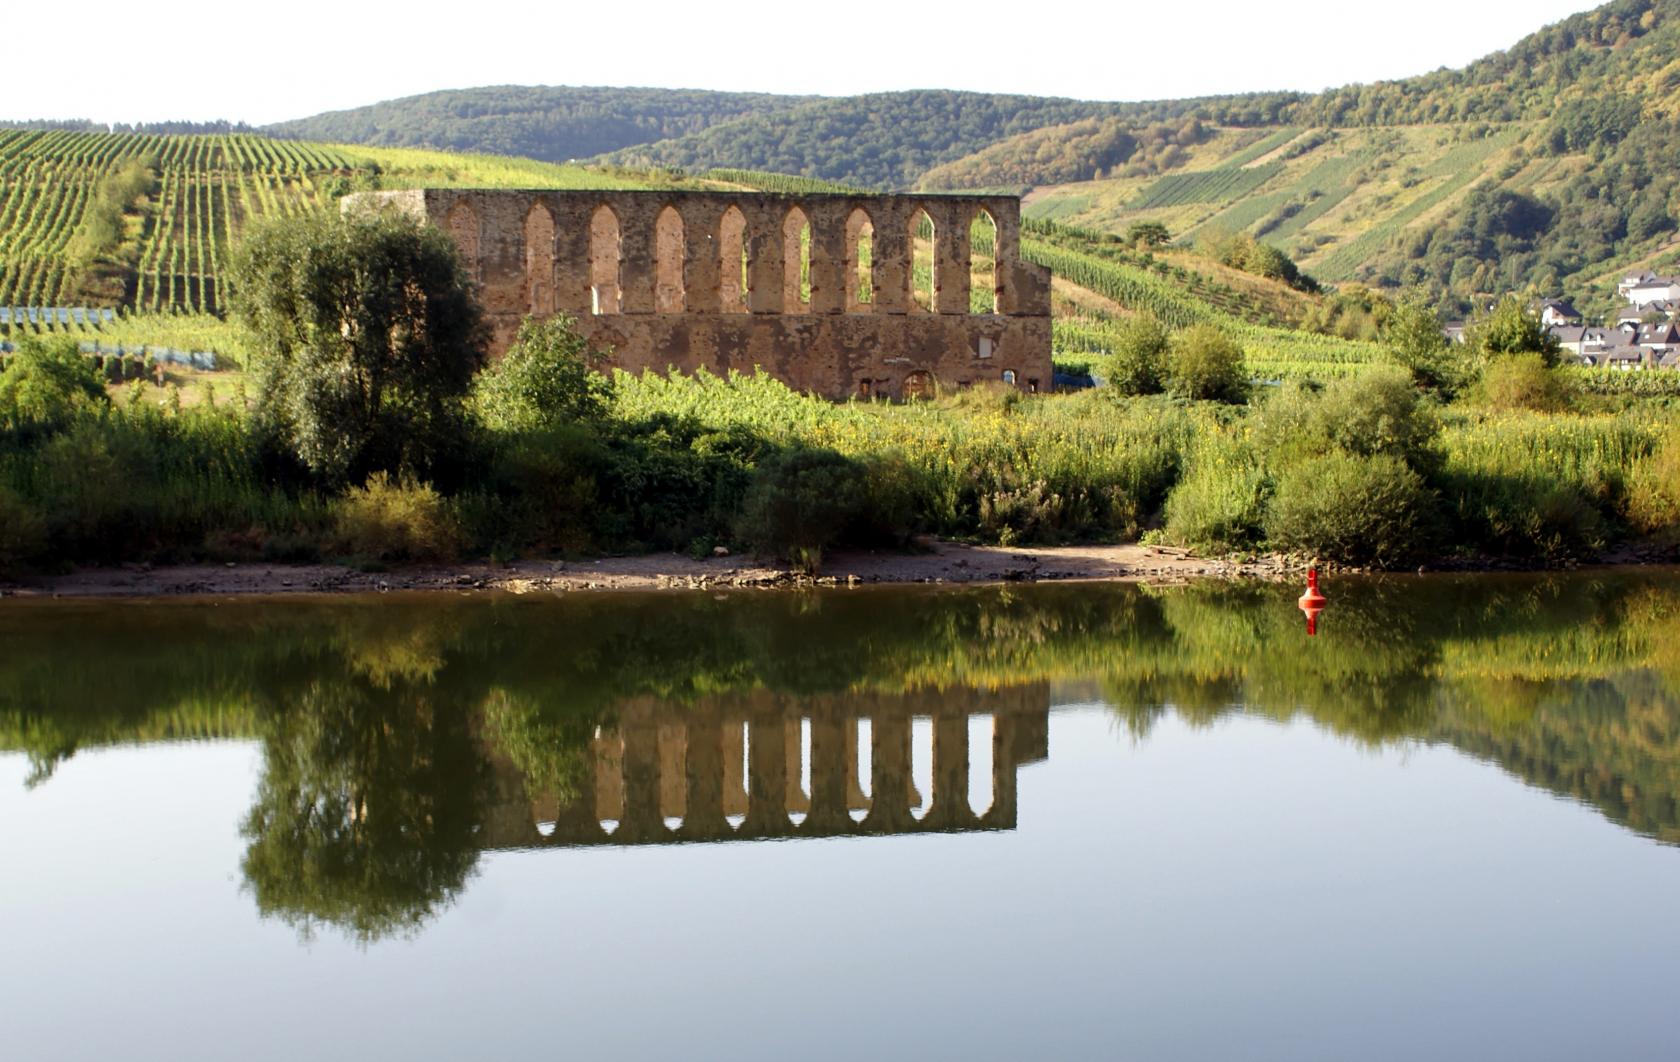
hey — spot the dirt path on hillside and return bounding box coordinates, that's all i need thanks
[0,540,1297,599]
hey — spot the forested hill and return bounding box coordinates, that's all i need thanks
[593,91,1216,189]
[266,86,803,163]
[267,87,1227,190]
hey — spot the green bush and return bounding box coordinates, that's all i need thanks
[1101,314,1168,396]
[473,314,613,433]
[1625,428,1680,539]
[1316,366,1441,469]
[736,448,871,573]
[0,483,46,574]
[332,473,463,564]
[1479,353,1570,412]
[1166,324,1247,403]
[1163,430,1269,550]
[1263,452,1441,567]
[464,425,605,555]
[0,336,108,434]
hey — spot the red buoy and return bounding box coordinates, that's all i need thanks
[1298,567,1328,636]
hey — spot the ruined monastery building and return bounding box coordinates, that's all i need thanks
[346,189,1054,400]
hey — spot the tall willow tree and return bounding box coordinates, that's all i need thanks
[229,209,486,484]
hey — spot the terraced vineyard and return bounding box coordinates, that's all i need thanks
[0,129,645,313]
[1126,164,1281,211]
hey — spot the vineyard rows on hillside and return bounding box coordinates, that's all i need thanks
[1126,165,1281,211]
[0,130,644,314]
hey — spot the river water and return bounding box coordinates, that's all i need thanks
[3,574,1678,1061]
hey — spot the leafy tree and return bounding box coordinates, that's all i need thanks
[473,314,614,432]
[1166,324,1247,403]
[228,209,486,484]
[1102,314,1169,395]
[1126,221,1171,248]
[0,336,108,434]
[1465,293,1561,368]
[1382,294,1457,391]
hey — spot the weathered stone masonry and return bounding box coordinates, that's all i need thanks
[344,188,1053,399]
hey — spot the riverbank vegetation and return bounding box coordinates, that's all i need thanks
[3,209,1679,578]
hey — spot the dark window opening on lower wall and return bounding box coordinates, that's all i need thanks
[858,378,873,398]
[1027,378,1039,394]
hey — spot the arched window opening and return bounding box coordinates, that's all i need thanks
[654,205,685,313]
[782,207,811,313]
[445,202,479,282]
[719,205,749,314]
[845,208,874,311]
[909,207,936,312]
[969,209,998,314]
[1001,369,1017,386]
[523,203,555,315]
[858,378,873,399]
[903,370,935,400]
[589,204,621,314]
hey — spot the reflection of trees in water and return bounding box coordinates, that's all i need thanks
[3,573,1680,939]
[240,673,491,944]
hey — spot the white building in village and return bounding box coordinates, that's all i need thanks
[1617,272,1680,308]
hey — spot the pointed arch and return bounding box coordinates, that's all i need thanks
[968,208,999,314]
[782,206,811,313]
[845,207,874,311]
[445,201,479,282]
[523,202,555,314]
[589,204,620,314]
[909,206,936,312]
[654,205,685,313]
[718,205,749,314]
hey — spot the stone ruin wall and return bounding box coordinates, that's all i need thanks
[344,188,1053,400]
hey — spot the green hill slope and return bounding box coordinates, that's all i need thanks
[266,86,799,162]
[593,91,1208,189]
[950,1,1680,310]
[0,129,647,313]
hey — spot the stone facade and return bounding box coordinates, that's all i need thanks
[343,188,1053,399]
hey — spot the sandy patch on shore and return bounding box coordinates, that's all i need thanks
[0,540,1295,599]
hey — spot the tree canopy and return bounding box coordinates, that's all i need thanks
[229,208,487,483]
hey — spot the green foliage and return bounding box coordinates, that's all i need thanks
[1626,427,1680,538]
[332,472,463,564]
[1101,314,1168,395]
[1466,295,1562,368]
[736,447,872,573]
[0,483,45,574]
[63,157,154,269]
[229,209,486,484]
[1382,293,1457,391]
[473,314,613,433]
[1198,229,1318,293]
[1252,367,1441,472]
[269,86,796,164]
[1478,353,1571,412]
[0,335,108,433]
[603,90,1174,189]
[1162,427,1269,551]
[1126,221,1171,248]
[1167,324,1248,403]
[1263,452,1441,566]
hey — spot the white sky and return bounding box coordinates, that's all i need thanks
[8,0,1597,126]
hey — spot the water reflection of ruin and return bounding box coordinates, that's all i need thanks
[484,686,1049,848]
